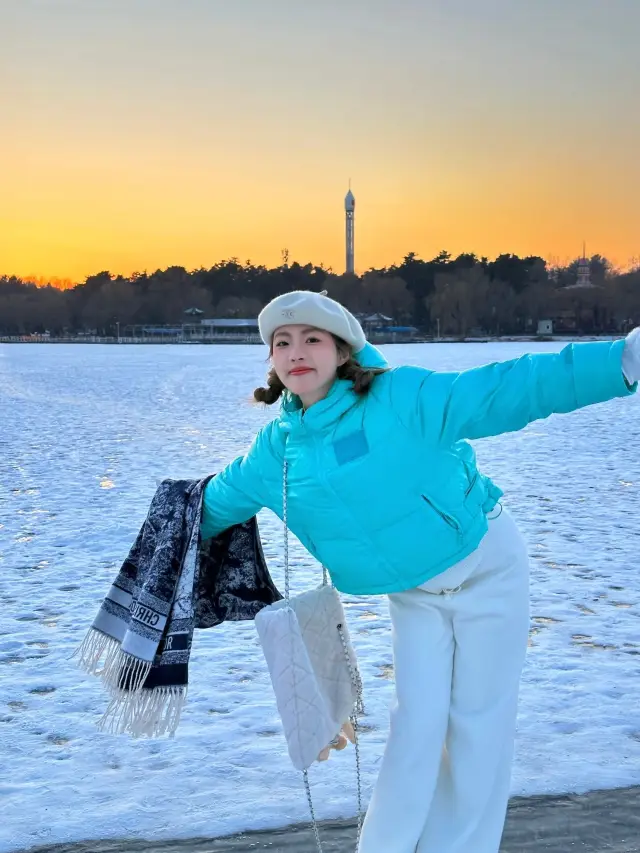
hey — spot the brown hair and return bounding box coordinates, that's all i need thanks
[253,335,388,405]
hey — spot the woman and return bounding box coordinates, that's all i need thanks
[201,290,639,853]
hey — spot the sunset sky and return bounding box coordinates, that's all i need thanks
[2,0,639,282]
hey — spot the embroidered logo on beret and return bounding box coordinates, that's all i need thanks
[281,310,295,319]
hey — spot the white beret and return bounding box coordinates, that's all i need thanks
[258,290,366,351]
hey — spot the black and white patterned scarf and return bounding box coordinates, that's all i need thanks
[72,476,281,738]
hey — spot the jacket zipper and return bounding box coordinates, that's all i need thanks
[421,494,462,533]
[464,469,479,497]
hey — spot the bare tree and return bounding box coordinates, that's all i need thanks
[428,267,490,337]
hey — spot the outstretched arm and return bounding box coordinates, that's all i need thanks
[200,424,277,540]
[390,336,637,445]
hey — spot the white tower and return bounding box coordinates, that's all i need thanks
[345,184,355,274]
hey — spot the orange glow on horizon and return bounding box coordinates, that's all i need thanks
[3,1,639,283]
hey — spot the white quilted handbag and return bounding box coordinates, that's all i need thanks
[254,458,364,851]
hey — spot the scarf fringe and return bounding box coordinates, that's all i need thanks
[97,685,187,738]
[71,628,153,696]
[71,627,118,673]
[72,628,185,737]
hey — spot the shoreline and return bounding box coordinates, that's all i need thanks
[0,335,623,346]
[9,784,640,853]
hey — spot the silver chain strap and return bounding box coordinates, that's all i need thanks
[283,458,364,852]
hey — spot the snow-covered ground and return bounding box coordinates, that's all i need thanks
[1,341,639,853]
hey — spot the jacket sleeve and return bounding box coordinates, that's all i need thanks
[390,338,637,445]
[200,424,276,540]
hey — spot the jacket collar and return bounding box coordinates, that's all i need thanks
[278,379,359,435]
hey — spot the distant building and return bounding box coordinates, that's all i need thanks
[359,312,417,341]
[200,319,258,330]
[566,243,598,290]
[122,318,260,342]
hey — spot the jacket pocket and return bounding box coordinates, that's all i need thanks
[420,494,462,534]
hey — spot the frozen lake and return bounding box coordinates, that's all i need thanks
[1,341,639,852]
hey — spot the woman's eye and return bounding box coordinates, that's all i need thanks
[275,340,288,348]
[307,336,320,343]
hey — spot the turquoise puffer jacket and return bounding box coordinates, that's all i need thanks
[201,340,636,595]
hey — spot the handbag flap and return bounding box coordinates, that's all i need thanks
[255,605,338,771]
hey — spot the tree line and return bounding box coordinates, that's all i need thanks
[1,251,639,337]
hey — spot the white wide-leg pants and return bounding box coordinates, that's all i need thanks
[357,507,530,853]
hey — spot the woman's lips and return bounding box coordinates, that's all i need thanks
[289,367,313,375]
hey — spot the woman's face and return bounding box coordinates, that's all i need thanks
[271,324,348,408]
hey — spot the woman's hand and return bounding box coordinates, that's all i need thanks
[622,327,640,384]
[316,720,356,762]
